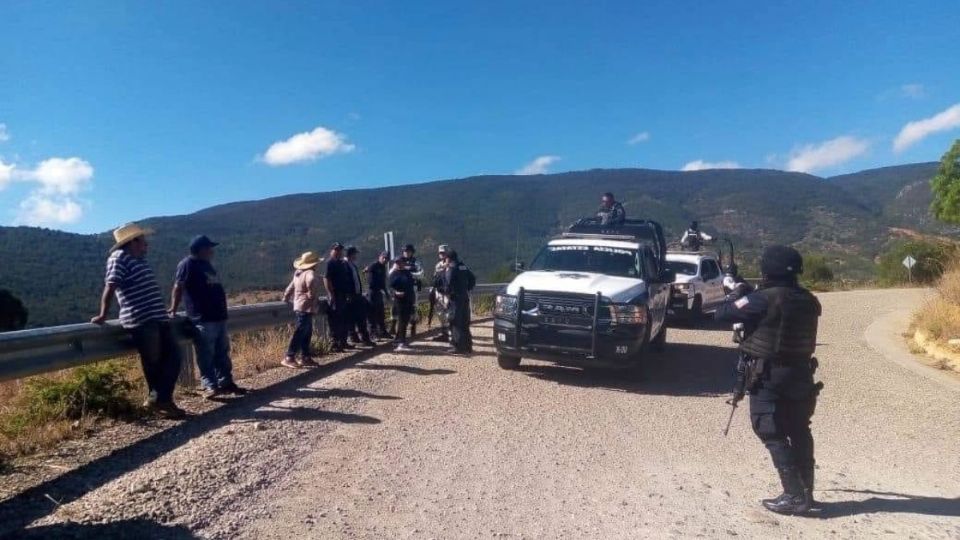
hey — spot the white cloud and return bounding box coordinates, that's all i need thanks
[23,157,94,194]
[0,158,13,189]
[785,136,869,173]
[0,123,9,142]
[2,156,93,227]
[15,195,84,227]
[627,132,651,145]
[893,103,960,153]
[901,83,926,99]
[261,126,355,166]
[681,160,741,171]
[515,155,560,175]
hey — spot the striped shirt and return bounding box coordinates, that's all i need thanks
[105,250,168,328]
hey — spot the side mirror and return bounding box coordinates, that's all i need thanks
[659,269,676,283]
[514,261,526,272]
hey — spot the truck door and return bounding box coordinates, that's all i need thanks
[699,259,723,308]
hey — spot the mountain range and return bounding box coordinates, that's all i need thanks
[0,161,948,327]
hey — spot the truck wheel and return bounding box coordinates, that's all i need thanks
[497,354,521,370]
[650,324,667,352]
[690,295,703,322]
[628,324,652,379]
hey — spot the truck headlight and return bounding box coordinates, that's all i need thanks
[609,304,647,325]
[494,294,518,318]
[673,283,691,295]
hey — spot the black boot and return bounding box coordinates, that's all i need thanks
[800,464,816,506]
[762,468,811,515]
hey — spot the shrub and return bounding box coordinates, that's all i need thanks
[803,255,835,284]
[0,361,137,441]
[878,240,957,286]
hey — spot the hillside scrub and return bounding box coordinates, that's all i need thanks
[911,260,960,373]
[878,240,957,286]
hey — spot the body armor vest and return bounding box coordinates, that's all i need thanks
[741,286,821,362]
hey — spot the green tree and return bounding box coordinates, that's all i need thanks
[803,255,835,283]
[878,240,956,285]
[930,139,960,223]
[0,290,28,331]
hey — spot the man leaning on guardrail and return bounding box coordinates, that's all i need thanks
[91,223,187,419]
[170,235,249,399]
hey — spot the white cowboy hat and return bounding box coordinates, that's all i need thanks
[438,244,450,254]
[110,222,153,252]
[293,251,323,270]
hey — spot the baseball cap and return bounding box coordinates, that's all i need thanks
[189,235,219,254]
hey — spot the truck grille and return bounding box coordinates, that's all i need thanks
[520,291,610,329]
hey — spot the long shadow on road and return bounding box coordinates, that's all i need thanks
[518,342,738,397]
[5,518,198,540]
[0,346,390,537]
[817,489,960,519]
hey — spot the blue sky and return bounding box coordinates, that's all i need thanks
[1,1,959,233]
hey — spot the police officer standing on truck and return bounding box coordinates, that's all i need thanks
[715,245,823,515]
[443,250,476,355]
[597,192,626,226]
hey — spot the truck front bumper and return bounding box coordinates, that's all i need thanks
[492,317,646,368]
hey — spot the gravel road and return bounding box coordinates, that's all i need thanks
[3,288,958,539]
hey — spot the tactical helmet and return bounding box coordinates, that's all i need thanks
[403,244,415,253]
[760,245,803,277]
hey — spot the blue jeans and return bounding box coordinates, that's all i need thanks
[193,320,235,390]
[287,312,314,359]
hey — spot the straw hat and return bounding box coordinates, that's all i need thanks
[110,222,153,252]
[293,251,323,270]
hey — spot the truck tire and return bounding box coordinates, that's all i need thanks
[650,324,667,352]
[628,324,652,379]
[497,354,521,370]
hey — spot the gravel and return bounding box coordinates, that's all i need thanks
[2,289,958,539]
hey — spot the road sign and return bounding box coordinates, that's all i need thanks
[903,255,917,283]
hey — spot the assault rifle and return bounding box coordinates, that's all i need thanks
[723,323,766,436]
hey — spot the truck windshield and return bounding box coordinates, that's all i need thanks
[530,245,640,278]
[665,261,698,276]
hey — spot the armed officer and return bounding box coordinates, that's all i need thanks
[364,251,391,340]
[430,245,451,342]
[680,221,712,251]
[715,245,822,515]
[597,192,626,227]
[442,250,476,354]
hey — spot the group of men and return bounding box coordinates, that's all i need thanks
[92,224,247,419]
[91,222,476,418]
[321,242,475,355]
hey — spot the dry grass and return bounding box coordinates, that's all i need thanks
[912,259,960,343]
[0,294,494,464]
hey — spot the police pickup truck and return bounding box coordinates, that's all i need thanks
[493,219,675,372]
[665,250,725,321]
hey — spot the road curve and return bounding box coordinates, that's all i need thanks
[5,288,959,539]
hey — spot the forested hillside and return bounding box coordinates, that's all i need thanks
[0,163,947,326]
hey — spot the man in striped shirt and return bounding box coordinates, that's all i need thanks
[92,223,185,419]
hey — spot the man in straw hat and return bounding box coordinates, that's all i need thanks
[170,235,248,399]
[282,251,323,368]
[92,223,186,419]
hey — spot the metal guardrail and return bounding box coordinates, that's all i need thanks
[0,284,505,383]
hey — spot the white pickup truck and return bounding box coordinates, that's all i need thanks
[665,251,726,321]
[493,219,675,372]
